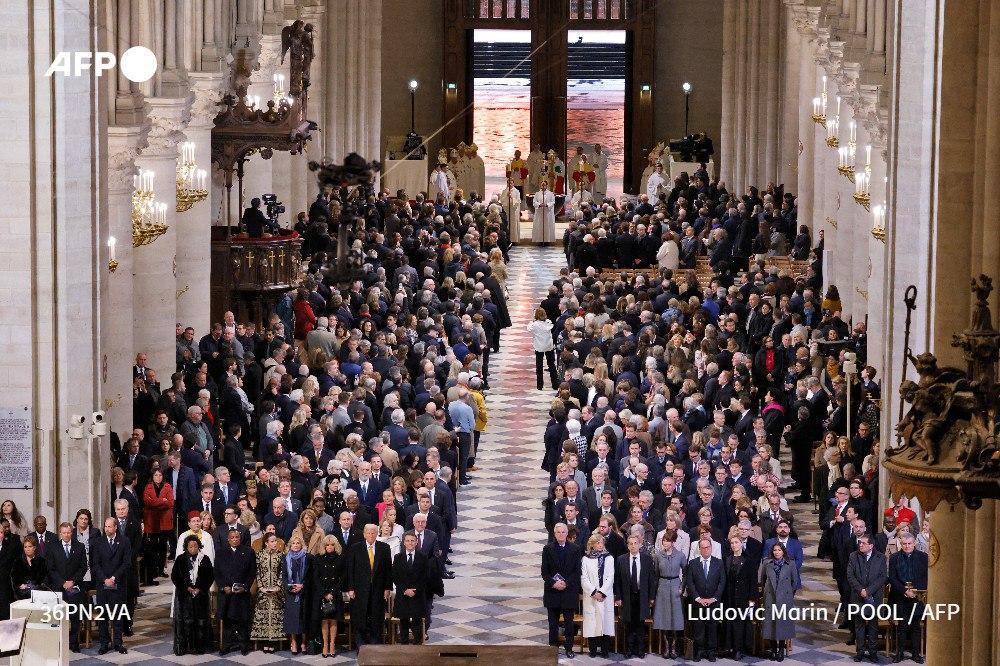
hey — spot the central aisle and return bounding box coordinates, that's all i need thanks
[426,245,566,645]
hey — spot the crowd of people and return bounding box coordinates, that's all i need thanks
[0,179,527,657]
[532,174,929,663]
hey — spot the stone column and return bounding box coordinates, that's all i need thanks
[762,0,780,184]
[104,126,145,439]
[719,0,737,188]
[133,97,188,380]
[744,0,761,189]
[325,0,383,161]
[298,1,327,209]
[732,0,748,195]
[177,72,225,332]
[780,1,802,189]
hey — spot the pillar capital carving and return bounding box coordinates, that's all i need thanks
[141,96,191,159]
[107,125,149,193]
[187,72,227,131]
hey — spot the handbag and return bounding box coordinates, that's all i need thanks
[320,596,338,618]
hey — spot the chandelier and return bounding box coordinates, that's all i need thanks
[175,142,208,212]
[131,169,168,247]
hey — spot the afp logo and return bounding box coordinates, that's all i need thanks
[45,46,157,82]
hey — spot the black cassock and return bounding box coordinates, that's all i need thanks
[171,552,215,655]
[215,544,256,650]
[345,540,393,643]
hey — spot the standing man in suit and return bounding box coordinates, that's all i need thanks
[214,466,239,508]
[847,535,888,663]
[215,528,256,656]
[888,533,927,663]
[410,512,445,624]
[393,532,429,644]
[686,537,727,662]
[91,516,132,655]
[166,452,198,552]
[614,533,657,659]
[29,515,59,558]
[213,506,251,551]
[333,511,363,551]
[113,499,142,636]
[46,522,87,651]
[764,520,805,580]
[540,523,582,658]
[189,484,226,527]
[348,461,383,509]
[346,524,393,645]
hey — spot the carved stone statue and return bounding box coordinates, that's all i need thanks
[281,20,315,98]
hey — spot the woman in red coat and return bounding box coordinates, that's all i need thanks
[142,468,175,585]
[292,288,317,351]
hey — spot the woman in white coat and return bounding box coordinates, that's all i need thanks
[580,533,615,659]
[527,307,558,390]
[656,232,680,270]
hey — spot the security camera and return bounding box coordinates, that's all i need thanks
[68,414,86,440]
[91,411,108,437]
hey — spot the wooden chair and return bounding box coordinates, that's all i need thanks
[81,589,97,648]
[878,583,897,655]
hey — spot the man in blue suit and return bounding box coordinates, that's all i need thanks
[348,460,383,509]
[166,452,197,550]
[90,517,132,654]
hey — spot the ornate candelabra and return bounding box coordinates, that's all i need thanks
[837,120,857,180]
[825,96,840,147]
[811,75,828,126]
[853,144,872,210]
[131,169,168,247]
[871,203,887,242]
[175,142,208,212]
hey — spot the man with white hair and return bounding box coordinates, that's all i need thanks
[305,316,338,358]
[384,407,409,451]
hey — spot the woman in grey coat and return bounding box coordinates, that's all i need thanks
[652,530,686,659]
[758,542,800,661]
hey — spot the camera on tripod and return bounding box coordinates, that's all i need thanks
[261,193,285,225]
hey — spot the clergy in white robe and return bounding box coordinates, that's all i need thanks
[532,181,556,244]
[646,164,667,204]
[428,164,451,203]
[640,144,665,196]
[525,146,545,195]
[449,148,466,198]
[498,177,522,243]
[592,144,609,201]
[465,143,486,198]
[566,181,593,216]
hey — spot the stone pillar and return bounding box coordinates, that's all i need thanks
[925,503,966,664]
[780,1,802,189]
[762,0,780,184]
[299,1,327,205]
[325,0,383,161]
[744,0,761,189]
[732,0,747,195]
[719,0,737,188]
[177,72,225,333]
[104,127,145,439]
[133,97,188,380]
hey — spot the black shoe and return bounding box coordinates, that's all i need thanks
[867,655,880,664]
[442,571,456,579]
[98,646,111,655]
[892,654,904,663]
[853,656,864,662]
[219,649,230,657]
[708,657,717,663]
[445,558,453,565]
[124,628,134,637]
[912,656,925,664]
[564,647,575,658]
[117,646,128,654]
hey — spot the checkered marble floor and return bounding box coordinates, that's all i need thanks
[52,247,909,664]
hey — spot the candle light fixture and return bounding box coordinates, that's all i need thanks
[853,169,871,210]
[871,203,886,242]
[131,168,168,247]
[826,114,840,148]
[175,141,209,212]
[107,236,118,273]
[272,73,286,104]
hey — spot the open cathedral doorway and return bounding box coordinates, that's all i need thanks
[472,29,532,199]
[566,29,625,200]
